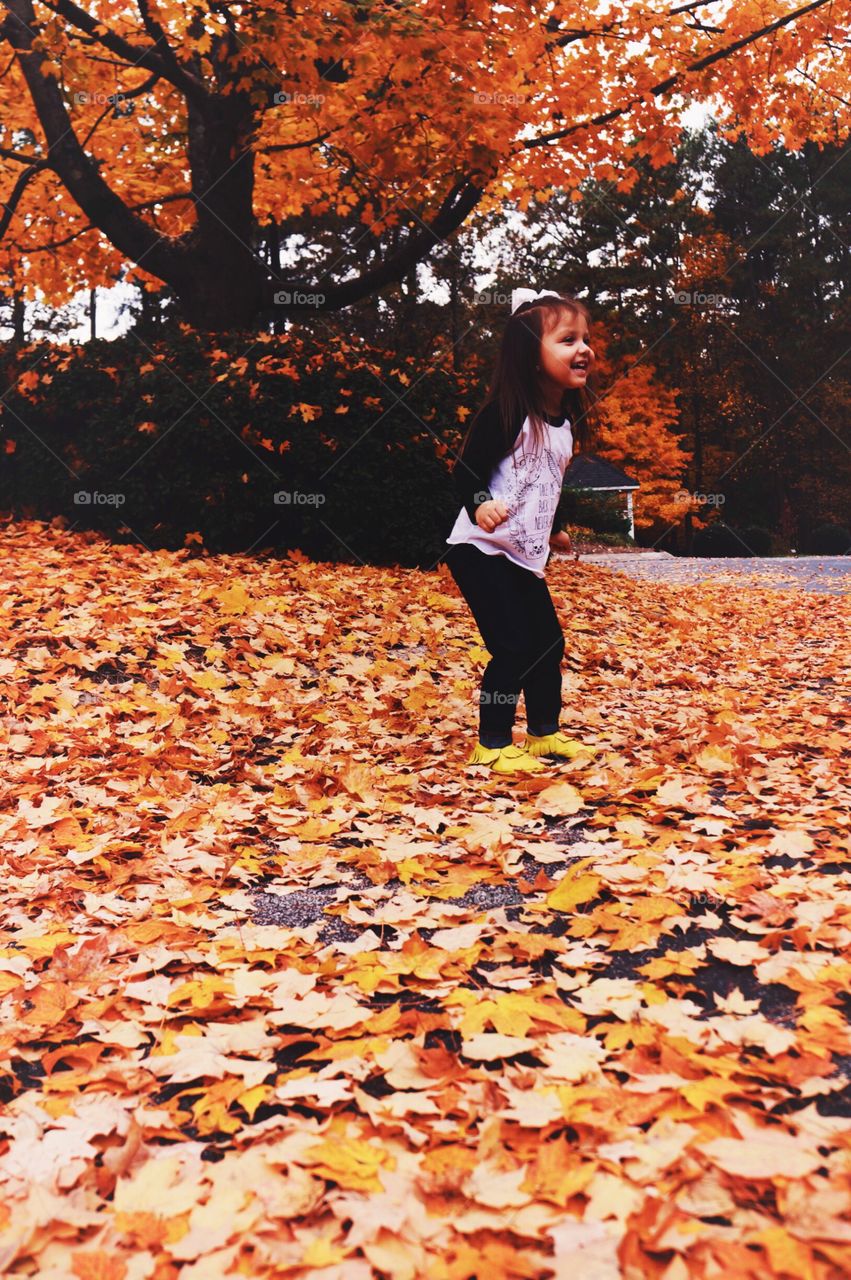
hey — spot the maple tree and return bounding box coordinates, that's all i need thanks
[450,124,851,550]
[2,517,851,1274]
[577,351,693,530]
[0,0,848,329]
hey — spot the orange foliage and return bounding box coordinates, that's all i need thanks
[0,1,847,315]
[0,519,850,1273]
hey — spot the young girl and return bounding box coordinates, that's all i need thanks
[444,287,601,775]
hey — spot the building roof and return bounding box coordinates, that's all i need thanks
[564,452,640,491]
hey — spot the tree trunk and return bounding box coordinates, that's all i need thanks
[0,0,488,333]
[173,92,266,330]
[11,287,26,344]
[176,256,267,331]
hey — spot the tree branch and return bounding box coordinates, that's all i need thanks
[0,143,42,163]
[135,0,206,102]
[0,157,45,236]
[260,128,337,154]
[272,176,487,310]
[20,190,194,252]
[75,71,160,154]
[0,0,189,281]
[525,0,836,149]
[34,0,208,102]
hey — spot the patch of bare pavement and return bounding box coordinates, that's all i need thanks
[573,551,851,594]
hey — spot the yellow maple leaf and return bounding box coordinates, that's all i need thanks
[461,1033,536,1060]
[537,780,586,816]
[304,1138,393,1193]
[302,1238,350,1267]
[767,828,816,855]
[234,1080,270,1121]
[546,864,602,912]
[695,744,735,772]
[191,670,229,690]
[217,583,252,614]
[753,1227,817,1280]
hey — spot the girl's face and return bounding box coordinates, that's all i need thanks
[538,310,594,401]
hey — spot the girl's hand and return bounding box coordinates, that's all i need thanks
[476,499,510,533]
[549,530,572,550]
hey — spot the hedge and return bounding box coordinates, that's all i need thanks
[0,326,476,569]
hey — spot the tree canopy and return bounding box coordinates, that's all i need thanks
[0,0,848,329]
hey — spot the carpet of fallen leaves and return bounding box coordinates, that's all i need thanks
[2,518,851,1280]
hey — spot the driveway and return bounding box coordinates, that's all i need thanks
[574,552,851,594]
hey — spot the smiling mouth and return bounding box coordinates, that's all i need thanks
[571,363,588,371]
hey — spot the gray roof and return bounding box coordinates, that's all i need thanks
[564,452,640,491]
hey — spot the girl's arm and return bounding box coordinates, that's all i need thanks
[549,529,572,550]
[452,402,523,523]
[452,401,500,522]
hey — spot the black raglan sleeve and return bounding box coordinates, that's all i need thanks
[452,401,512,524]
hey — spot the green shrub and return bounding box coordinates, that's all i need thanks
[737,525,775,556]
[0,327,470,568]
[804,523,851,555]
[692,523,743,557]
[557,488,631,536]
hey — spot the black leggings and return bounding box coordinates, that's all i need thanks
[445,542,565,748]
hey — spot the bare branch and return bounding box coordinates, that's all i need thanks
[525,0,836,149]
[20,189,193,252]
[0,156,45,236]
[274,175,487,310]
[33,0,208,102]
[0,0,189,281]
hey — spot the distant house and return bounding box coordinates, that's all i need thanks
[563,453,640,540]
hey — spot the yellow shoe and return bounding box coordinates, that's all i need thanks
[467,742,546,774]
[524,731,598,760]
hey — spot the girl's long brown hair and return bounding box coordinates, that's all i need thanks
[457,293,601,469]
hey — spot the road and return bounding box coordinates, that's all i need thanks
[573,552,851,594]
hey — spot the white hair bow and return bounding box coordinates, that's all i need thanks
[511,287,561,314]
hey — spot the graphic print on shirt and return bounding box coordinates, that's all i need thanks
[503,443,565,561]
[444,412,573,576]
